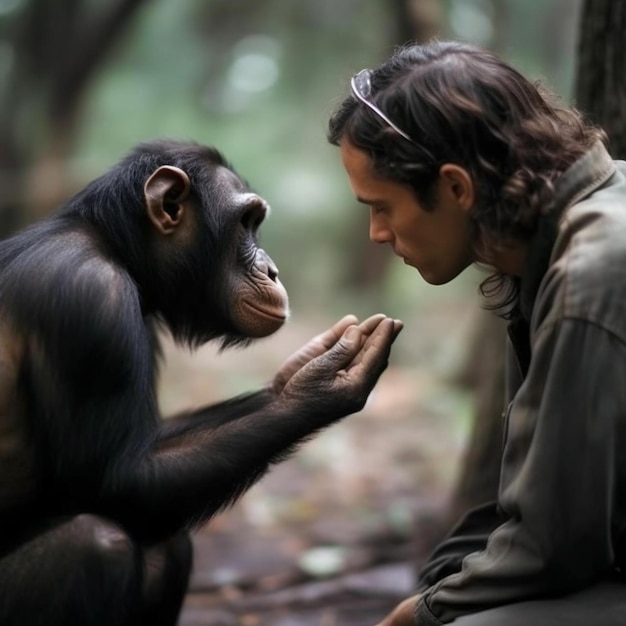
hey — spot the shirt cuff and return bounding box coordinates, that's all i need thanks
[415,596,445,625]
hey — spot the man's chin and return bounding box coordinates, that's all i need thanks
[418,265,470,286]
[419,272,448,285]
[402,257,454,285]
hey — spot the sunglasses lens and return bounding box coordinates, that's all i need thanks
[353,70,372,99]
[350,68,413,143]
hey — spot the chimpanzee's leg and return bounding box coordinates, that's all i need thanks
[0,514,142,626]
[139,531,193,626]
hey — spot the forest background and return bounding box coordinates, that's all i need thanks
[0,1,601,624]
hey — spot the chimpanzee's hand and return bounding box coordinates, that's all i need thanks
[271,314,360,395]
[271,314,394,394]
[277,315,402,421]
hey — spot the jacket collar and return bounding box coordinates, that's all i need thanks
[518,141,616,320]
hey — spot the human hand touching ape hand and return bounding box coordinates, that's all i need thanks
[373,594,421,626]
[273,314,403,422]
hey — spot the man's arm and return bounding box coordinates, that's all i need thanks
[414,318,626,624]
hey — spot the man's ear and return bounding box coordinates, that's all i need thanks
[144,166,191,235]
[438,163,474,212]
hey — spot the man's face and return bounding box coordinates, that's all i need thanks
[340,139,475,285]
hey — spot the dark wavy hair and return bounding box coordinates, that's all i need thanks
[328,40,607,317]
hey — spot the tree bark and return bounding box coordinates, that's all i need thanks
[413,311,506,567]
[446,312,506,524]
[575,0,626,158]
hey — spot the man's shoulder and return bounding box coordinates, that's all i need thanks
[542,185,626,338]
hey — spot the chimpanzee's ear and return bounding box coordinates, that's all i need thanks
[144,166,191,235]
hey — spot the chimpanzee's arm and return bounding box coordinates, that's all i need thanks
[160,315,364,436]
[138,319,397,541]
[160,388,276,435]
[21,255,397,542]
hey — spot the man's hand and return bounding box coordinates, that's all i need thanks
[373,594,421,626]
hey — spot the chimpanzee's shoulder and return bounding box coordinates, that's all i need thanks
[0,223,142,341]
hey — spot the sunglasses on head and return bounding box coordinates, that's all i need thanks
[350,69,415,143]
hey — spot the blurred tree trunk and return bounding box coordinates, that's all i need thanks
[397,0,442,44]
[0,0,150,235]
[445,313,506,522]
[575,0,626,158]
[490,0,510,56]
[540,0,581,98]
[344,0,442,290]
[412,310,507,566]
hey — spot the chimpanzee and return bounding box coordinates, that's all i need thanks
[0,140,401,626]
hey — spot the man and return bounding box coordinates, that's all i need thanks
[328,40,626,625]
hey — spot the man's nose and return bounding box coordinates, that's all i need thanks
[369,215,393,244]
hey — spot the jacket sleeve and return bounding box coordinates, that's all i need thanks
[416,501,503,592]
[415,317,626,625]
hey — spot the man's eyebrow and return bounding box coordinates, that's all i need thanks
[356,196,381,205]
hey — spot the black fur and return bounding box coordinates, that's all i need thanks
[0,141,326,626]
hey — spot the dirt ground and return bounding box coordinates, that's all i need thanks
[156,305,477,626]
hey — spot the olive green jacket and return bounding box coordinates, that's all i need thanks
[416,142,626,625]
